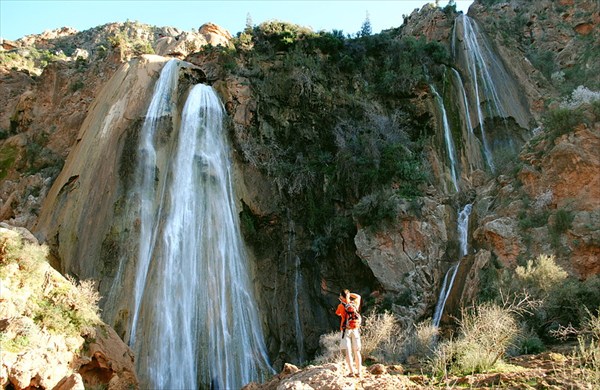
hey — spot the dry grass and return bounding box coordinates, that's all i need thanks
[428,302,521,376]
[315,311,439,366]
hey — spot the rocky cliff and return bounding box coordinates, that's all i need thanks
[0,0,598,383]
[0,224,137,390]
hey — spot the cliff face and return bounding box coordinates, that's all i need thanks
[0,0,598,375]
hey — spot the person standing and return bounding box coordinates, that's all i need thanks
[335,289,362,377]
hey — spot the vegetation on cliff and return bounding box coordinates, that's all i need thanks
[0,226,137,389]
[219,20,452,256]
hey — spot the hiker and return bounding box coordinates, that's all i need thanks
[335,289,362,378]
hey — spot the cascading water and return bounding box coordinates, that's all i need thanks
[129,58,182,346]
[431,84,459,192]
[121,61,271,389]
[452,14,516,172]
[432,203,472,327]
[450,68,475,140]
[457,203,472,258]
[286,218,306,363]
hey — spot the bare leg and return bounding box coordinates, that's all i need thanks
[353,348,362,377]
[344,348,355,375]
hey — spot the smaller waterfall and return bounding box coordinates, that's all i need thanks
[458,203,472,258]
[433,203,472,327]
[432,262,460,327]
[451,68,475,137]
[431,84,459,192]
[293,254,305,363]
[287,219,305,363]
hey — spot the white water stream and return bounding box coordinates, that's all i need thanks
[431,84,459,192]
[125,61,271,389]
[453,14,509,172]
[432,203,472,327]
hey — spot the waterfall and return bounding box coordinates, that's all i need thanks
[129,58,181,346]
[433,203,472,327]
[287,218,305,363]
[431,84,459,192]
[125,61,271,389]
[293,254,305,363]
[453,14,506,172]
[458,203,472,258]
[432,262,459,328]
[451,68,475,138]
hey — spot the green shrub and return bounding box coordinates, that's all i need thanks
[512,254,568,297]
[552,208,574,234]
[543,106,586,142]
[428,302,521,376]
[517,331,545,355]
[0,144,18,180]
[527,49,557,80]
[0,228,101,345]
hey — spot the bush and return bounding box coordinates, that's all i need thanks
[543,106,586,142]
[359,311,399,359]
[315,311,435,366]
[512,254,568,298]
[428,302,521,376]
[0,227,102,350]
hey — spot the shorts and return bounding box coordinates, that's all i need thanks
[340,328,361,351]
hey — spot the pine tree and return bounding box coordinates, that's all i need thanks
[245,12,253,33]
[360,11,372,37]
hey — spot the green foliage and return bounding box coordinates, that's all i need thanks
[543,106,586,142]
[352,190,399,228]
[552,208,574,234]
[0,229,102,355]
[0,144,18,180]
[69,79,85,92]
[500,254,600,336]
[429,302,521,376]
[358,12,372,37]
[107,22,156,57]
[517,332,545,355]
[512,254,568,298]
[518,209,549,230]
[232,21,443,253]
[479,0,506,5]
[0,47,67,75]
[251,20,317,53]
[527,49,557,81]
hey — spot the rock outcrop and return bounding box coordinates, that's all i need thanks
[0,225,138,390]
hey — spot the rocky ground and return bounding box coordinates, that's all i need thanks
[245,345,596,390]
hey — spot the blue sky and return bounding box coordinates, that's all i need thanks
[1,0,474,41]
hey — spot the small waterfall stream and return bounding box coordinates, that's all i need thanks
[287,218,306,363]
[122,60,271,389]
[431,84,459,192]
[433,203,472,327]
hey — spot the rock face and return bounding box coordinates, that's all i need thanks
[33,55,171,279]
[474,120,600,278]
[354,196,452,325]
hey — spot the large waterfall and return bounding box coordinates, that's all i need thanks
[121,60,272,389]
[452,15,531,174]
[432,203,472,327]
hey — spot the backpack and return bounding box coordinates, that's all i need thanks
[344,302,361,330]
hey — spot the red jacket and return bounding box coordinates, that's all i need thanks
[335,293,361,330]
